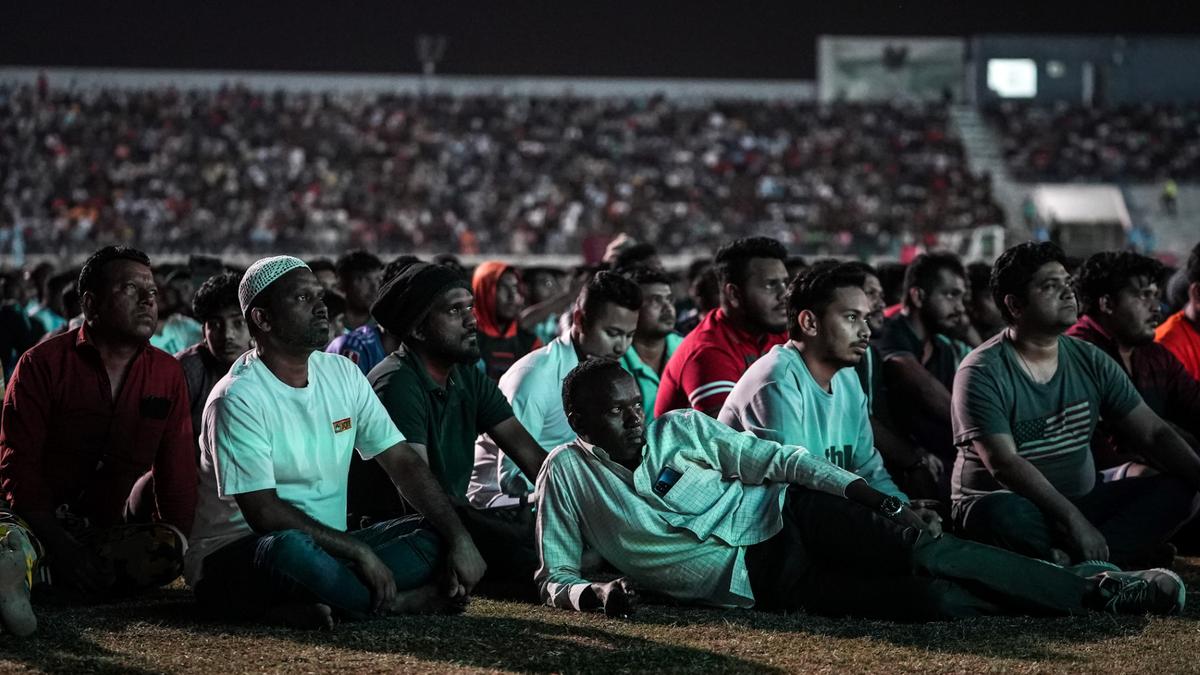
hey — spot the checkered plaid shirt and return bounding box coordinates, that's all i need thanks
[534,409,859,610]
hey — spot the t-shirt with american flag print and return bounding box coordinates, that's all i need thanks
[950,333,1142,502]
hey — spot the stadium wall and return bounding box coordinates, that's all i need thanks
[972,35,1200,105]
[0,68,816,101]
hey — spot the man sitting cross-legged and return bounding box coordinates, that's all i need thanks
[352,262,548,596]
[535,358,1186,621]
[952,242,1200,569]
[186,256,486,628]
[719,263,938,531]
[0,246,195,602]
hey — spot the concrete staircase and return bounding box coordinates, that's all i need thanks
[949,105,1033,241]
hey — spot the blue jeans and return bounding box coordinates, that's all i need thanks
[196,516,442,620]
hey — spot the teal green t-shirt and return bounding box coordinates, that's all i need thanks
[951,334,1142,501]
[718,343,906,500]
[621,333,685,421]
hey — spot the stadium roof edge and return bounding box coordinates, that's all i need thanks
[0,67,816,101]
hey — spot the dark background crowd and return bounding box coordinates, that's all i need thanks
[0,84,1004,260]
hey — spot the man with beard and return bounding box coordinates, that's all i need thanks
[952,242,1200,569]
[873,252,972,491]
[720,264,914,507]
[1067,252,1200,474]
[349,263,547,594]
[0,246,195,601]
[655,238,789,418]
[535,358,1186,620]
[187,256,485,627]
[468,272,642,510]
[471,262,543,381]
[620,268,683,422]
[177,271,251,455]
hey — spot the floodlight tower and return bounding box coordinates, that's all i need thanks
[415,34,448,96]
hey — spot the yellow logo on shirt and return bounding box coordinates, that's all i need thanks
[332,418,353,433]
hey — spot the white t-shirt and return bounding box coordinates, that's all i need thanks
[468,334,579,509]
[184,350,405,585]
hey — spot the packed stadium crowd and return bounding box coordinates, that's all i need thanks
[3,232,1200,637]
[0,84,1003,259]
[986,101,1200,182]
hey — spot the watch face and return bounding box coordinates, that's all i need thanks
[880,496,904,516]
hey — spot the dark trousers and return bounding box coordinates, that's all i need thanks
[195,516,441,620]
[745,487,1097,621]
[454,504,540,601]
[953,475,1199,568]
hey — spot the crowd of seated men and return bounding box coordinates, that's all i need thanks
[985,101,1200,181]
[0,84,1002,259]
[2,234,1199,637]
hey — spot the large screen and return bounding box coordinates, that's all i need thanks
[987,58,1037,98]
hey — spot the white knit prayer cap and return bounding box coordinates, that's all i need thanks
[239,255,310,315]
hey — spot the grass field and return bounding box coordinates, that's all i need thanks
[4,559,1200,674]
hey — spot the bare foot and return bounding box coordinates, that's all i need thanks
[386,585,469,615]
[0,531,36,637]
[262,602,334,630]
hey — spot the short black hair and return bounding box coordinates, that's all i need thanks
[78,246,152,296]
[612,243,660,271]
[1187,241,1200,286]
[991,241,1069,324]
[335,250,383,280]
[787,263,868,339]
[1075,251,1165,317]
[902,252,965,308]
[714,237,787,288]
[307,258,336,275]
[875,262,908,306]
[966,262,992,303]
[838,260,878,279]
[562,358,631,422]
[383,255,422,284]
[192,271,243,322]
[623,267,672,287]
[578,271,643,326]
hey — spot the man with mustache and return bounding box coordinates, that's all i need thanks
[0,246,195,601]
[1067,251,1200,475]
[620,267,683,422]
[952,242,1200,569]
[350,262,548,595]
[186,256,485,628]
[535,357,1186,620]
[873,251,972,496]
[655,237,789,418]
[177,271,251,456]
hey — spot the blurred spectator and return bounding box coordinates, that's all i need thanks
[334,251,384,331]
[471,262,542,381]
[987,102,1200,181]
[0,85,1001,257]
[1156,241,1200,381]
[177,271,248,453]
[306,258,338,294]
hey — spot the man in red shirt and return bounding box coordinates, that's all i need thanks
[655,237,789,418]
[1156,242,1200,381]
[0,246,195,600]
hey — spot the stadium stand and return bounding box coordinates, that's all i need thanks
[0,85,1002,258]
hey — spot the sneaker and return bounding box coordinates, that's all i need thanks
[1095,568,1186,615]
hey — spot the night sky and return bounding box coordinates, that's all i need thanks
[2,1,1194,79]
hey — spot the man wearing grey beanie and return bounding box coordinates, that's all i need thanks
[186,256,485,628]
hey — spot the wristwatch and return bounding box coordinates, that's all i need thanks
[877,495,905,518]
